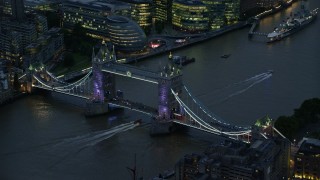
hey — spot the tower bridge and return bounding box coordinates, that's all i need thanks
[26,43,283,144]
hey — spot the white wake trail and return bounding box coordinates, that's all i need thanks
[54,122,134,147]
[196,72,271,98]
[86,124,138,146]
[221,74,272,102]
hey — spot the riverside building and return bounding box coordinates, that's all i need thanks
[106,15,147,51]
[154,0,172,22]
[294,138,320,179]
[201,0,225,30]
[62,0,130,39]
[23,27,64,67]
[0,21,37,63]
[119,0,153,30]
[176,116,291,179]
[172,0,209,32]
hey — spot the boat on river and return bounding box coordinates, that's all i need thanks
[221,54,231,59]
[172,55,195,66]
[267,6,318,43]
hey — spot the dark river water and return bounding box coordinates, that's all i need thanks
[1,1,320,179]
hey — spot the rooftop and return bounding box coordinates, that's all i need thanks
[298,137,320,154]
[64,0,130,11]
[174,0,205,6]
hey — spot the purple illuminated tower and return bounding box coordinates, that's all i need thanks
[92,48,105,102]
[86,43,116,116]
[150,64,183,135]
[158,65,183,120]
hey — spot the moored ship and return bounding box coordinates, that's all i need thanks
[267,6,318,43]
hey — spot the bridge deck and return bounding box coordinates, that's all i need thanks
[109,99,158,116]
[102,63,160,84]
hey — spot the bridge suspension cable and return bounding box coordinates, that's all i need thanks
[51,70,92,91]
[183,85,250,130]
[45,70,67,84]
[171,89,251,137]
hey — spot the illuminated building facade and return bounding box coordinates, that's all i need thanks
[106,15,147,51]
[0,21,37,63]
[120,0,153,30]
[172,0,209,32]
[224,0,240,25]
[154,0,172,22]
[198,0,240,30]
[258,0,282,9]
[24,0,60,13]
[2,0,11,16]
[62,0,130,39]
[294,138,320,179]
[201,0,225,30]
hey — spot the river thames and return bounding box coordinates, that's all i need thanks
[1,1,320,179]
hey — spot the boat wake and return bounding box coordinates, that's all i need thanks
[221,73,272,101]
[54,122,138,148]
[43,122,139,169]
[198,71,273,106]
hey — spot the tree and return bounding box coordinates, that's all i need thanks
[64,53,75,68]
[275,116,299,141]
[274,98,320,141]
[73,23,87,38]
[294,98,320,123]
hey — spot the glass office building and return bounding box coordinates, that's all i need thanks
[172,0,209,32]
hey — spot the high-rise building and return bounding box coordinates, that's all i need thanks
[0,20,37,63]
[154,0,172,23]
[201,0,225,30]
[200,0,240,30]
[172,0,209,32]
[11,0,25,21]
[119,0,153,30]
[225,0,240,25]
[294,138,320,179]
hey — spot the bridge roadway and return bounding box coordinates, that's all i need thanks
[101,62,161,84]
[108,98,158,116]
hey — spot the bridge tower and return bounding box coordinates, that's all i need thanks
[86,43,116,116]
[91,44,116,102]
[151,64,183,135]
